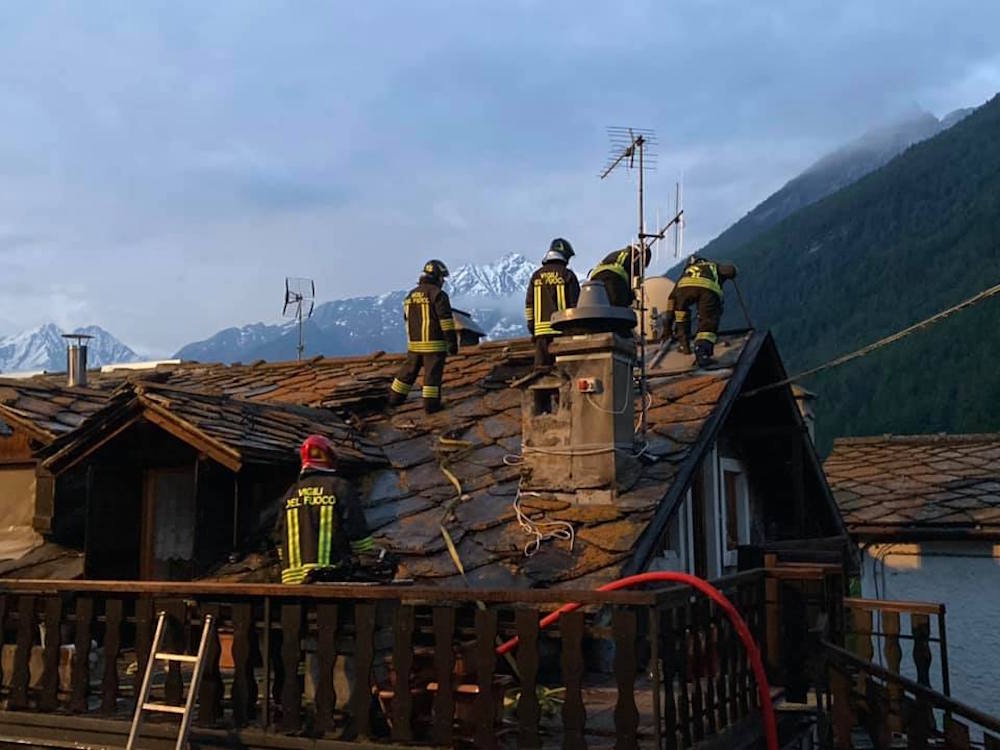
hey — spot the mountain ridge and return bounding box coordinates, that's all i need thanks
[0,323,141,374]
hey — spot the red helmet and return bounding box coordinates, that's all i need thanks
[300,434,336,470]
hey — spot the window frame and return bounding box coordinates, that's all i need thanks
[718,456,750,569]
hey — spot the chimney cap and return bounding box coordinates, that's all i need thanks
[551,281,636,334]
[62,333,94,344]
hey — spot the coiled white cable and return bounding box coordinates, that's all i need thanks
[513,490,575,558]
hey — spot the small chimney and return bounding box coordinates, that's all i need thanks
[792,384,816,442]
[63,333,93,388]
[517,282,638,504]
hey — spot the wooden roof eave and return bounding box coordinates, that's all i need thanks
[624,330,769,576]
[40,399,142,475]
[138,397,243,472]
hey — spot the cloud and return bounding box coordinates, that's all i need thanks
[0,0,998,354]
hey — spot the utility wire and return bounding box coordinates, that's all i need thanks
[743,279,1000,398]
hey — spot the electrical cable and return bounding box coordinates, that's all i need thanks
[743,278,1000,398]
[494,571,779,750]
[512,490,575,557]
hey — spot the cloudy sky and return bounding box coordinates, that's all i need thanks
[1,1,999,355]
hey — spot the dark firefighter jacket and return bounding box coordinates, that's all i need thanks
[589,248,639,307]
[403,282,458,354]
[525,261,581,337]
[675,260,737,298]
[276,469,374,584]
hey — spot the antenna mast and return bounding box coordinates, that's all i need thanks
[601,127,658,446]
[283,277,315,361]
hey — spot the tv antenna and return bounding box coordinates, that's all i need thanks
[283,277,315,361]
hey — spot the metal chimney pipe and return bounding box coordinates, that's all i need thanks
[62,333,93,387]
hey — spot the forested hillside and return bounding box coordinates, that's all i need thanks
[710,94,1000,452]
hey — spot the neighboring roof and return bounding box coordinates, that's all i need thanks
[0,542,83,579]
[825,434,1000,540]
[0,380,112,442]
[39,382,387,474]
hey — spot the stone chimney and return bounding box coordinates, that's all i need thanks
[517,282,638,504]
[63,333,93,388]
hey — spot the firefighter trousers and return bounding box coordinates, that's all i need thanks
[532,336,555,368]
[388,351,446,411]
[668,286,722,352]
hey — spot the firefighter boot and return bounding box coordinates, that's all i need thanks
[694,339,714,368]
[673,319,692,355]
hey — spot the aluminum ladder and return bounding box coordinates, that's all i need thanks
[126,610,214,750]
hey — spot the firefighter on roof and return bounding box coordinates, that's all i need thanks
[666,255,738,367]
[589,244,652,309]
[276,435,394,584]
[525,238,581,367]
[387,259,458,414]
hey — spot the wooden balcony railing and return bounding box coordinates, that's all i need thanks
[843,597,950,698]
[0,572,780,749]
[823,641,1000,749]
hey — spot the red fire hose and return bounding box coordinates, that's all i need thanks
[495,572,779,750]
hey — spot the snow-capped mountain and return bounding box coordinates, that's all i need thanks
[174,254,536,363]
[0,323,141,374]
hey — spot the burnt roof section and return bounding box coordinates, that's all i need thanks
[825,434,1000,540]
[38,382,386,474]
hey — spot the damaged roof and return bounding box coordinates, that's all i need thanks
[204,331,771,588]
[825,434,1000,540]
[39,381,386,474]
[0,380,112,442]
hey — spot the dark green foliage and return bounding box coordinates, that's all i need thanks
[704,95,1000,453]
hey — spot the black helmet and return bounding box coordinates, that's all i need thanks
[421,259,450,285]
[686,255,705,267]
[544,237,575,264]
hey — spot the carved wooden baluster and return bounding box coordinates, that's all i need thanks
[612,608,639,749]
[162,599,187,705]
[911,614,933,688]
[314,603,338,736]
[230,602,256,727]
[0,595,6,688]
[133,597,154,705]
[828,664,856,750]
[882,611,903,733]
[904,694,932,750]
[432,607,456,746]
[101,599,123,715]
[71,597,94,713]
[733,587,749,719]
[39,596,63,711]
[702,601,717,735]
[391,604,415,742]
[279,602,303,733]
[717,609,733,730]
[350,602,376,741]
[675,606,693,747]
[689,600,706,742]
[197,604,223,725]
[10,595,35,710]
[515,608,540,749]
[943,715,971,750]
[660,609,678,750]
[851,606,874,699]
[560,610,586,750]
[475,608,499,750]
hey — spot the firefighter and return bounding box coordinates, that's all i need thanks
[276,435,395,584]
[387,259,458,414]
[588,244,652,308]
[666,255,738,367]
[525,238,581,367]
